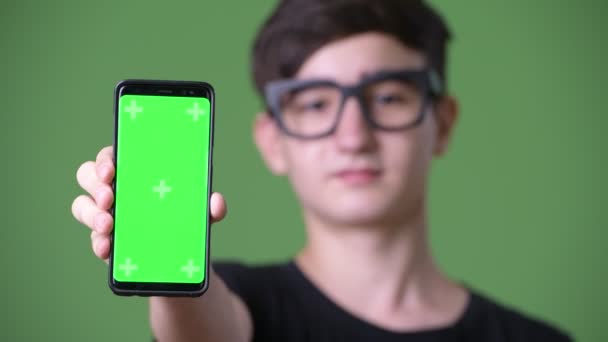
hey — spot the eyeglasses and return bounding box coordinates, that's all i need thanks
[264,68,443,139]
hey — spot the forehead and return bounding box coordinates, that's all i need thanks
[295,32,426,84]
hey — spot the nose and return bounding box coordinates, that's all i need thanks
[333,97,376,152]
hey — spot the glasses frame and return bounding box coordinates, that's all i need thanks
[264,68,444,139]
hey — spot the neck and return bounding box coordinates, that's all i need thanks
[295,199,468,331]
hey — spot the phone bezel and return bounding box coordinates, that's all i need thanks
[109,79,215,297]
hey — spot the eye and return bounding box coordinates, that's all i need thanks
[302,99,328,110]
[281,86,340,115]
[293,96,333,113]
[376,93,406,105]
[366,80,419,107]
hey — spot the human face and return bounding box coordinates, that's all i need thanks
[255,32,456,228]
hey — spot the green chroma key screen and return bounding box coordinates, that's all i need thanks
[113,94,211,284]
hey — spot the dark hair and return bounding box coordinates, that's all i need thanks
[251,0,452,96]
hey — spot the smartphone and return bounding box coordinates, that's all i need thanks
[109,80,214,297]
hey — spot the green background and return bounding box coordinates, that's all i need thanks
[114,95,210,283]
[1,0,606,341]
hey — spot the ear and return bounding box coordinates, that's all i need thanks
[432,95,459,157]
[253,112,288,175]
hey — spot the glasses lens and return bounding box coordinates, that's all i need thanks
[364,79,424,129]
[279,85,342,137]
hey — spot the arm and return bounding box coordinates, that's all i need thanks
[150,267,252,342]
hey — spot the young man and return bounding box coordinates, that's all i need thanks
[72,0,572,341]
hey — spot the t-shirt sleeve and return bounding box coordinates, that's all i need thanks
[213,261,286,342]
[213,261,251,297]
[212,261,280,309]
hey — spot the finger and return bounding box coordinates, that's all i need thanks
[210,192,227,224]
[91,230,111,261]
[76,161,97,193]
[76,161,114,210]
[72,195,114,234]
[95,146,115,183]
[95,184,114,211]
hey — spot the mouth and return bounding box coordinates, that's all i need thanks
[334,168,382,185]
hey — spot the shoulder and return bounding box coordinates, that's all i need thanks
[465,289,573,341]
[213,260,290,290]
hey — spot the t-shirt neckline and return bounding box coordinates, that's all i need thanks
[284,260,479,339]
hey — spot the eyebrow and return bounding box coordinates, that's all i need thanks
[359,70,376,79]
[296,68,399,83]
[360,67,422,79]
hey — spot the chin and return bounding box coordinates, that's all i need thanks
[321,193,399,227]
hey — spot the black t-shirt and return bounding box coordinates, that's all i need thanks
[214,261,573,342]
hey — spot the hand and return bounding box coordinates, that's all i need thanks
[71,145,227,262]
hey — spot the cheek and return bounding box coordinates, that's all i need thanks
[282,140,326,185]
[381,121,436,182]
